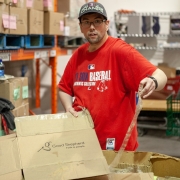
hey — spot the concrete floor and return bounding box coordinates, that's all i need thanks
[137,129,180,158]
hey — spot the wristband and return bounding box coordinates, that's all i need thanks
[148,76,158,89]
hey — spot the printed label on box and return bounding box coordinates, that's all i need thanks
[13,0,18,3]
[64,26,70,36]
[14,87,20,100]
[26,0,33,7]
[60,20,64,32]
[43,0,52,7]
[2,14,9,28]
[22,86,28,99]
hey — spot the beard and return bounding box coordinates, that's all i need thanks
[86,32,105,44]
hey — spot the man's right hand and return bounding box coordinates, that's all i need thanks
[67,107,79,117]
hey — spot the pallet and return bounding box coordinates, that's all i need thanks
[0,34,24,50]
[58,36,86,48]
[24,35,43,49]
[0,34,4,49]
[42,35,55,48]
[24,35,55,49]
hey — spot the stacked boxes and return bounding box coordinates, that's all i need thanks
[0,77,29,135]
[0,77,29,108]
[58,0,85,18]
[28,9,44,35]
[0,0,84,47]
[9,6,28,35]
[44,11,64,35]
[0,0,65,35]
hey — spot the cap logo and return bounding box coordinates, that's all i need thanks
[80,4,104,15]
[89,2,94,7]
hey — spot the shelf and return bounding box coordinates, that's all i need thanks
[117,12,180,16]
[118,34,180,38]
[134,46,158,50]
[132,46,180,50]
[0,47,69,61]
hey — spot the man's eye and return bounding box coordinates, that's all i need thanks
[95,20,101,23]
[84,21,89,24]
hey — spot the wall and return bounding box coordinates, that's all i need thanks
[98,0,180,19]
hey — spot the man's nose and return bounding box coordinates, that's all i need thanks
[89,22,95,28]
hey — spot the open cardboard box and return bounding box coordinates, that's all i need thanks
[14,110,109,180]
[102,150,180,179]
[0,134,22,180]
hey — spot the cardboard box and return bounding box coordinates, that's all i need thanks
[15,110,109,180]
[44,11,64,35]
[6,0,44,10]
[28,9,44,34]
[31,0,43,11]
[0,3,9,34]
[0,170,23,180]
[157,63,176,78]
[103,150,180,179]
[12,103,29,117]
[64,17,83,37]
[0,134,22,180]
[5,0,26,8]
[0,77,29,108]
[58,0,85,18]
[9,6,28,35]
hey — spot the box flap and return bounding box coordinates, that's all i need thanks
[150,153,180,178]
[0,134,16,141]
[0,170,22,180]
[15,109,94,136]
[0,136,21,175]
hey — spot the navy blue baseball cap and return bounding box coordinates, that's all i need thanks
[78,2,107,20]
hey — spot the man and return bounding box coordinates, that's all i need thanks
[58,2,167,151]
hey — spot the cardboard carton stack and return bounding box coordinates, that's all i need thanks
[0,0,65,35]
[0,76,29,135]
[0,0,84,44]
[58,0,84,37]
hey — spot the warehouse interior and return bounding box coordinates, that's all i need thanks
[1,0,180,179]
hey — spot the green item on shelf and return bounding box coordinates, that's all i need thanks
[0,129,5,136]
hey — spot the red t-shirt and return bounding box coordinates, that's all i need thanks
[58,36,157,151]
